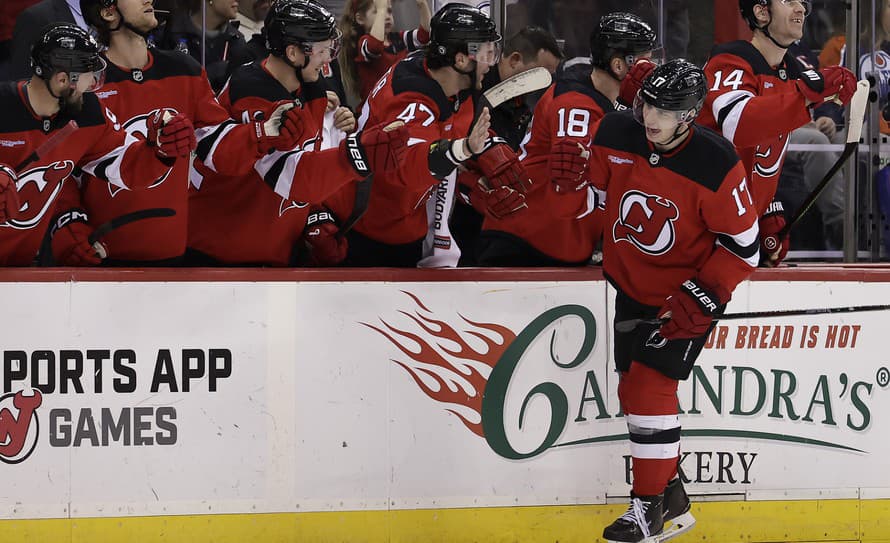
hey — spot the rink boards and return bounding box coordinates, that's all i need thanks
[1,267,889,543]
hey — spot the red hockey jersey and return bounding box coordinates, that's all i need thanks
[58,48,267,262]
[588,111,759,306]
[187,60,363,265]
[326,54,468,245]
[355,28,429,100]
[0,81,171,266]
[698,41,812,215]
[481,63,608,264]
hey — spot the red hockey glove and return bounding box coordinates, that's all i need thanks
[759,200,790,267]
[796,66,856,105]
[658,278,727,340]
[0,164,22,223]
[146,110,197,159]
[50,209,106,266]
[549,140,590,193]
[256,101,306,154]
[472,138,532,193]
[619,59,657,106]
[342,120,409,176]
[467,176,528,220]
[303,210,347,266]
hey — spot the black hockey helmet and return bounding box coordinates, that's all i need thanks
[636,59,706,122]
[428,3,502,65]
[265,0,341,56]
[30,23,105,81]
[589,12,656,70]
[739,0,811,31]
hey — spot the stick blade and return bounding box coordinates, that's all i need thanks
[845,79,870,144]
[482,67,552,110]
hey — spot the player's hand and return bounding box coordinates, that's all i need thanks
[759,200,789,267]
[342,120,408,176]
[658,278,726,340]
[303,210,347,266]
[256,100,304,154]
[468,176,528,220]
[50,209,107,266]
[549,140,590,193]
[796,66,856,105]
[814,116,837,139]
[326,90,340,112]
[333,106,356,133]
[619,58,657,106]
[146,109,196,159]
[466,107,491,155]
[0,164,22,223]
[473,140,532,193]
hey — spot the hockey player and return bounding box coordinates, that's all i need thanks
[48,0,310,266]
[562,60,760,543]
[476,12,656,266]
[186,0,409,266]
[698,0,856,266]
[0,22,195,266]
[325,2,513,267]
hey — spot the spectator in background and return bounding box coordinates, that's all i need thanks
[338,0,431,103]
[154,0,247,92]
[0,0,41,76]
[8,0,82,80]
[236,0,270,41]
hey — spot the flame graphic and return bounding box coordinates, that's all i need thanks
[362,291,516,437]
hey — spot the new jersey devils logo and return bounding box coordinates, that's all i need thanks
[753,136,790,178]
[0,389,42,464]
[4,160,75,229]
[613,190,679,255]
[108,108,182,196]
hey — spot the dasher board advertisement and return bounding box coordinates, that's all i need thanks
[1,278,888,520]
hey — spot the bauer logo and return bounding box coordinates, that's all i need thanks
[0,389,42,464]
[367,292,880,466]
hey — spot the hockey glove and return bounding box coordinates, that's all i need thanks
[466,176,528,220]
[50,208,107,266]
[759,200,790,267]
[146,110,197,159]
[342,120,408,177]
[658,278,727,340]
[472,138,532,193]
[619,59,657,106]
[0,164,22,223]
[256,101,305,154]
[549,140,590,193]
[796,66,856,106]
[302,210,348,266]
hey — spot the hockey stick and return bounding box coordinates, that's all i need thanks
[15,120,79,171]
[88,207,176,245]
[614,304,890,333]
[338,69,553,239]
[763,79,870,250]
[472,66,553,126]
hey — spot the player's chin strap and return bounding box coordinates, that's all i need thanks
[756,13,795,50]
[658,121,692,150]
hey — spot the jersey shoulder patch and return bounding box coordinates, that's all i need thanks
[391,55,453,121]
[227,61,292,104]
[667,124,742,192]
[554,63,614,114]
[709,40,774,76]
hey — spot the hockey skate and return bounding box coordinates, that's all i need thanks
[661,478,696,541]
[603,493,664,543]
